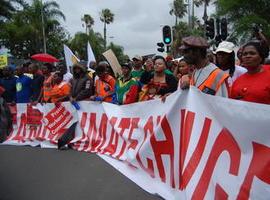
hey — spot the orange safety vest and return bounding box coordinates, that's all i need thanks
[95,75,115,102]
[49,81,71,103]
[43,75,53,102]
[190,68,229,95]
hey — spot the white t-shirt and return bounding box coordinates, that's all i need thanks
[224,65,247,86]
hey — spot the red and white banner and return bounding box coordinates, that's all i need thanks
[2,87,270,200]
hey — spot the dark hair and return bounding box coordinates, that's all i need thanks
[179,58,188,63]
[57,63,66,69]
[96,61,107,75]
[121,63,132,70]
[243,41,269,63]
[55,71,64,79]
[43,63,53,72]
[22,61,32,68]
[153,55,166,63]
[29,63,38,70]
[153,55,167,68]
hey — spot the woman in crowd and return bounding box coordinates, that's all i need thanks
[230,41,270,104]
[139,55,178,101]
[216,41,246,87]
[144,58,154,72]
[174,58,194,90]
[174,58,191,80]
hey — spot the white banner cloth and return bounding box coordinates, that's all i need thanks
[2,88,270,200]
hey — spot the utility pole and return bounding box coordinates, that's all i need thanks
[41,0,47,53]
[187,0,191,28]
[202,1,208,38]
[191,0,195,28]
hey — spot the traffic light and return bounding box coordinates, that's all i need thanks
[205,18,215,39]
[157,42,165,52]
[162,25,172,45]
[221,18,228,40]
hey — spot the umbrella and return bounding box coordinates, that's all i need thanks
[31,53,59,63]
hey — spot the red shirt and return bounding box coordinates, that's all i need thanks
[230,66,270,104]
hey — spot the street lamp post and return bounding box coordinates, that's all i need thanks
[41,0,47,53]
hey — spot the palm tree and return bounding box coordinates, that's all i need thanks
[169,0,187,27]
[81,14,94,35]
[100,8,114,49]
[28,0,66,52]
[193,0,214,22]
[0,0,26,20]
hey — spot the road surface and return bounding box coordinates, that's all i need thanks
[0,145,162,200]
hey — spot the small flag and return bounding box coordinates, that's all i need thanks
[87,41,96,71]
[64,44,80,72]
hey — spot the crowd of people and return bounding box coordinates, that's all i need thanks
[0,36,270,108]
[1,35,270,145]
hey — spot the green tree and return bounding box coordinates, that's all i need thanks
[81,14,94,35]
[216,0,270,43]
[169,0,187,27]
[69,30,105,61]
[107,42,129,64]
[0,0,26,20]
[0,0,67,58]
[100,8,114,49]
[171,21,204,57]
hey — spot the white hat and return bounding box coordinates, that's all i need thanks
[132,55,143,61]
[216,41,235,53]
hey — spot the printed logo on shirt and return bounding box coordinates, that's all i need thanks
[16,82,22,92]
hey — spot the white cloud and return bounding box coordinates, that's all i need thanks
[27,0,215,57]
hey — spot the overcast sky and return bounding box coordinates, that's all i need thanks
[36,0,214,57]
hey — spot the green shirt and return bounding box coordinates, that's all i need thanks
[131,69,144,80]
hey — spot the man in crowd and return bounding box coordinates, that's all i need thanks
[28,63,44,102]
[215,41,246,87]
[41,63,54,103]
[131,55,144,80]
[47,71,70,103]
[57,63,73,83]
[115,63,139,105]
[15,65,33,103]
[90,61,116,103]
[180,36,229,97]
[70,63,93,103]
[0,67,17,103]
